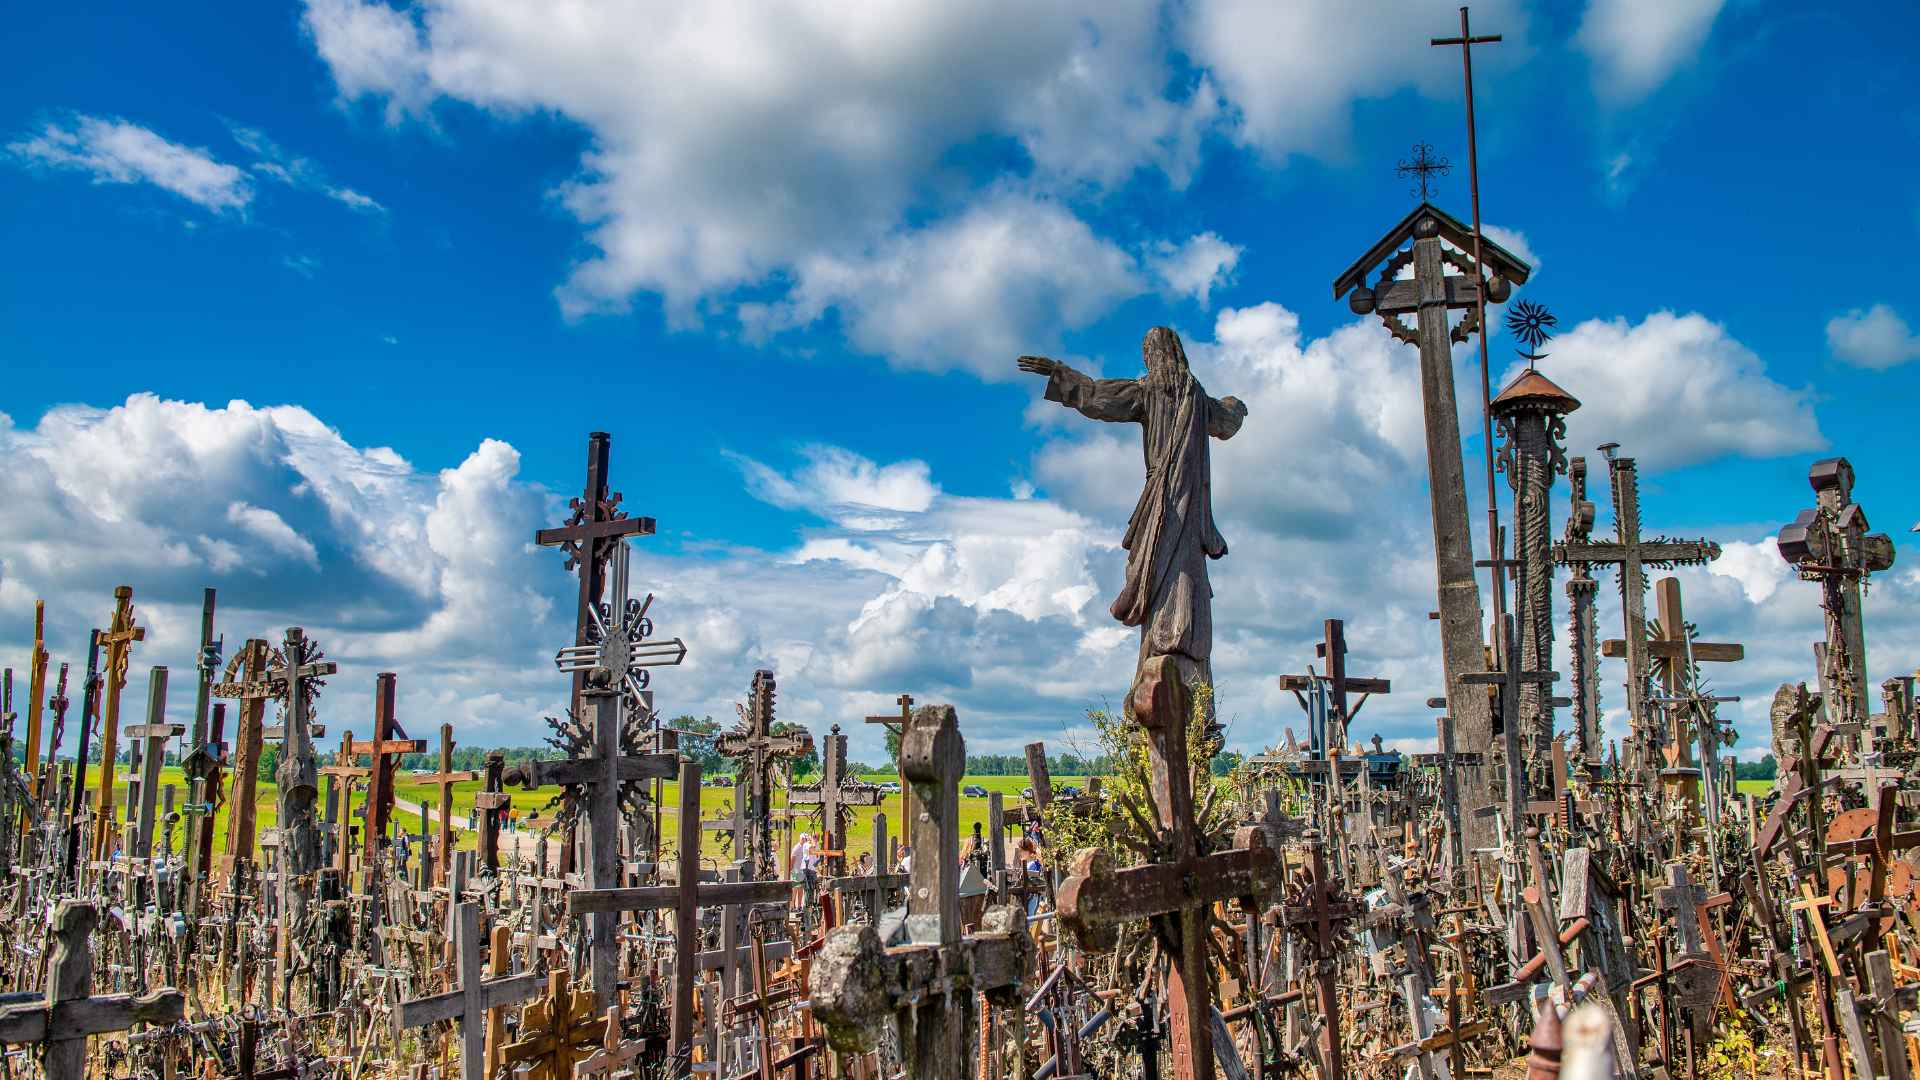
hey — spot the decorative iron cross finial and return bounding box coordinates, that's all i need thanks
[1396,142,1451,200]
[1505,299,1557,370]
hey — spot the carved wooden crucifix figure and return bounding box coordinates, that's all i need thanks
[90,586,144,863]
[1019,327,1246,691]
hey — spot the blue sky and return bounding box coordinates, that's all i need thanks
[3,2,1916,765]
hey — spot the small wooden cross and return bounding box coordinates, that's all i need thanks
[124,666,184,859]
[0,900,185,1080]
[416,723,478,886]
[399,901,544,1080]
[572,1005,643,1080]
[500,968,608,1080]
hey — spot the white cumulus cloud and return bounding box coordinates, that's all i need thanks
[1827,303,1920,370]
[1577,0,1726,105]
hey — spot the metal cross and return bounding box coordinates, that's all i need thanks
[1396,142,1451,200]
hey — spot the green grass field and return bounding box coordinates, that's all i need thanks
[1735,778,1774,798]
[79,762,1093,870]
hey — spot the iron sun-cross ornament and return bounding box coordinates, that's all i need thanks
[1505,299,1556,369]
[1396,142,1452,200]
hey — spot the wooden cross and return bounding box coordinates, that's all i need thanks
[1556,448,1719,763]
[1460,614,1558,837]
[319,728,367,883]
[399,901,544,1080]
[827,810,907,923]
[1269,832,1367,1080]
[515,540,684,1010]
[1560,456,1605,769]
[1057,659,1280,1080]
[1779,456,1898,737]
[213,638,275,870]
[417,723,477,886]
[538,431,656,711]
[501,968,608,1080]
[22,600,46,822]
[475,751,509,874]
[353,672,426,890]
[0,900,184,1080]
[572,1006,643,1080]
[565,760,790,1067]
[1521,737,1592,835]
[716,669,812,880]
[790,723,881,877]
[865,691,917,825]
[1410,712,1483,874]
[809,704,1032,1080]
[1277,619,1390,758]
[180,587,221,920]
[125,666,183,860]
[267,626,335,1007]
[1827,780,1920,907]
[59,631,101,882]
[89,585,145,863]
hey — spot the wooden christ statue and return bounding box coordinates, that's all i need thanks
[1019,326,1248,691]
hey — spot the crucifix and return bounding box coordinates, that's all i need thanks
[418,723,478,886]
[810,704,1032,1080]
[513,538,687,1010]
[866,692,917,832]
[319,728,366,885]
[1057,658,1282,1080]
[790,723,881,878]
[1335,203,1530,859]
[1555,445,1720,780]
[1778,456,1897,742]
[90,585,145,863]
[1269,832,1367,1080]
[717,669,812,880]
[476,751,510,874]
[398,901,544,1080]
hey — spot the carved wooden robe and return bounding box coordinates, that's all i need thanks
[1039,327,1246,679]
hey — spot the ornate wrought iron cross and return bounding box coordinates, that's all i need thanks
[1396,141,1451,200]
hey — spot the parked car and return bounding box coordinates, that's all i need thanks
[1057,784,1082,798]
[962,784,989,797]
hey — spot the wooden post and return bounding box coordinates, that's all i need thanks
[90,586,144,862]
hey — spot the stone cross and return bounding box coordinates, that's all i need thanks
[1554,446,1719,774]
[810,704,1032,1080]
[1336,204,1533,857]
[90,585,145,863]
[566,760,790,1067]
[0,900,185,1080]
[1778,456,1897,739]
[417,723,477,885]
[1057,659,1281,1080]
[790,723,881,877]
[399,901,544,1080]
[717,669,812,880]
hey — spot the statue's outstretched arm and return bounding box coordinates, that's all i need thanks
[1209,394,1248,439]
[1019,355,1143,424]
